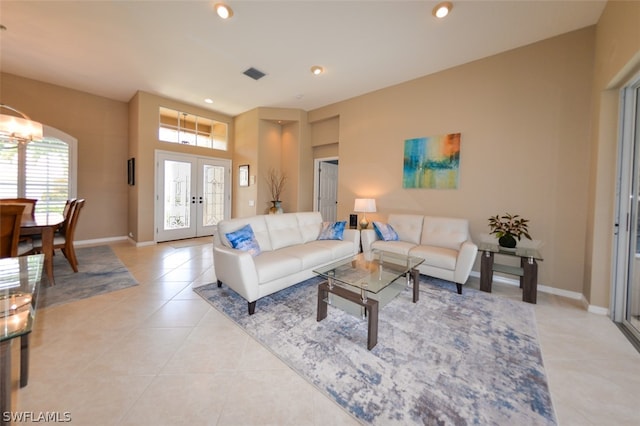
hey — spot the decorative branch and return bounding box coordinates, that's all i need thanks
[266,168,286,201]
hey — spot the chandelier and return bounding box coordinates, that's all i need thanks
[0,104,43,142]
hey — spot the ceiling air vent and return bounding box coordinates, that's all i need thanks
[243,67,266,80]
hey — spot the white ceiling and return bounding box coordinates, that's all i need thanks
[0,1,606,117]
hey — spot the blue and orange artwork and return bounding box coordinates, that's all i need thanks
[403,133,461,189]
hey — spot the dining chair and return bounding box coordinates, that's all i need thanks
[0,198,37,222]
[32,199,85,272]
[57,198,77,235]
[0,198,38,246]
[0,204,26,258]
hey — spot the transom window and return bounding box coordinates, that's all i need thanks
[0,126,77,214]
[158,107,228,151]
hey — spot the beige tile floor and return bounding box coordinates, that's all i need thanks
[8,237,640,425]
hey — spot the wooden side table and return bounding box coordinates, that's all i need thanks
[479,243,542,304]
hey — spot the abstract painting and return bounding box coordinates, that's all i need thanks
[403,133,461,189]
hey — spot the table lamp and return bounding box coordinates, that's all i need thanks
[354,198,376,229]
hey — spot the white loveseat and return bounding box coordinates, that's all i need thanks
[214,212,360,314]
[361,214,478,294]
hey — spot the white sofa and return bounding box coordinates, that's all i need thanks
[214,212,360,314]
[361,214,478,294]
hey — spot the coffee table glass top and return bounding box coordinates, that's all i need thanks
[313,250,424,293]
[0,254,44,342]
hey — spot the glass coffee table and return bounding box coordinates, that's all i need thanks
[314,250,424,350]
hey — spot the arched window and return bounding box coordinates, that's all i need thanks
[0,125,77,214]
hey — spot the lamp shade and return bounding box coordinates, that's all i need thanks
[354,198,376,213]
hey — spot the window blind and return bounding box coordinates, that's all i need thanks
[25,139,69,214]
[0,140,19,198]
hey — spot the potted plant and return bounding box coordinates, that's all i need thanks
[488,213,532,248]
[266,168,286,214]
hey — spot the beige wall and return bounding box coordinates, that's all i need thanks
[259,119,283,213]
[311,116,339,147]
[313,143,339,159]
[586,0,640,308]
[128,94,140,242]
[233,107,312,216]
[233,108,260,218]
[1,72,129,242]
[309,27,596,296]
[283,114,314,212]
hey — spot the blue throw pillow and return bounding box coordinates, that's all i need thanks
[317,221,346,240]
[225,224,261,257]
[373,221,399,241]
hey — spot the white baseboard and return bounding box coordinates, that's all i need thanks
[75,236,157,248]
[133,239,156,247]
[586,301,610,316]
[468,270,609,315]
[75,236,128,246]
[537,283,581,300]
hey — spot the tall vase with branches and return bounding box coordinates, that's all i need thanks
[266,168,286,214]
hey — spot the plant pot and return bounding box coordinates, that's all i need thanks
[498,234,517,248]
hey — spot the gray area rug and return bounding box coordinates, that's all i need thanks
[37,245,138,309]
[195,276,557,425]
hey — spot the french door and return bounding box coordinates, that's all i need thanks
[613,75,640,346]
[155,151,230,242]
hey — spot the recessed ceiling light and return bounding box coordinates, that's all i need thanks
[204,98,213,104]
[432,2,453,19]
[214,3,233,19]
[310,65,324,75]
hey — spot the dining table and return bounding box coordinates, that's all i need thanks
[20,212,64,286]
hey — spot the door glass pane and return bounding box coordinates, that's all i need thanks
[202,164,225,227]
[163,160,191,230]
